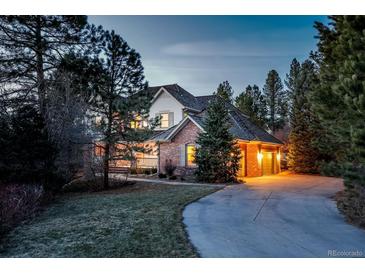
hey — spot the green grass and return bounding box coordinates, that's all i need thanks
[0,182,219,258]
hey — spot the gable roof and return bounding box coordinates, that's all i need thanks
[196,95,282,144]
[151,92,283,145]
[148,84,202,111]
[115,84,281,145]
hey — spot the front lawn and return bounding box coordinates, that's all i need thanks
[0,182,219,257]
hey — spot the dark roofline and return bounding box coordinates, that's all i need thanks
[147,84,283,145]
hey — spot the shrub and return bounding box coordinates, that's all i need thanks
[158,173,167,178]
[144,169,151,175]
[0,184,45,237]
[337,165,365,227]
[319,161,346,177]
[164,159,176,177]
[151,167,158,174]
[0,105,60,191]
[169,175,177,180]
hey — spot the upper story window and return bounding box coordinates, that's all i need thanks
[130,115,147,129]
[157,112,173,129]
[186,144,196,167]
[160,113,169,128]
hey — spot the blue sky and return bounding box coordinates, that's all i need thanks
[88,16,328,97]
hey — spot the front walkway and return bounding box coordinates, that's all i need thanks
[183,174,365,257]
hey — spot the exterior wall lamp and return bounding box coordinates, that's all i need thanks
[277,152,281,161]
[257,152,263,162]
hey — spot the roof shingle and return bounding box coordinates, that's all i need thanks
[148,85,283,145]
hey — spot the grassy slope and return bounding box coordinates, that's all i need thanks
[0,183,219,258]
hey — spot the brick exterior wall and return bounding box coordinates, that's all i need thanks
[159,120,201,176]
[158,120,281,177]
[246,144,262,177]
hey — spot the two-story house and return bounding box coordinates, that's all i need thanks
[97,83,283,178]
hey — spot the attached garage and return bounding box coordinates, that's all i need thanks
[261,146,280,176]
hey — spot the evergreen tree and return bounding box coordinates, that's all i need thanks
[285,58,301,101]
[313,16,365,224]
[195,97,241,184]
[263,70,288,133]
[0,16,88,113]
[312,16,365,165]
[0,105,58,188]
[89,30,157,189]
[235,84,267,128]
[287,59,321,173]
[216,80,234,103]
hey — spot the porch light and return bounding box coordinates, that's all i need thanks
[257,152,263,162]
[277,152,281,161]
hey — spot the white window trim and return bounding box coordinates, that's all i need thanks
[158,111,171,129]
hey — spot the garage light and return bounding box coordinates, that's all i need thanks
[257,152,263,162]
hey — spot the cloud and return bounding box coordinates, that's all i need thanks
[161,39,305,58]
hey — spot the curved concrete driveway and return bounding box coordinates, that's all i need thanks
[183,174,365,257]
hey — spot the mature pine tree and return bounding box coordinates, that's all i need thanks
[89,30,157,189]
[195,97,241,184]
[263,70,288,133]
[312,16,365,165]
[287,59,321,173]
[235,84,267,128]
[285,58,301,101]
[313,16,365,225]
[216,80,234,103]
[0,16,88,113]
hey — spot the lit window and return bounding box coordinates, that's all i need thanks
[159,113,169,128]
[131,115,147,129]
[94,143,104,156]
[186,144,196,167]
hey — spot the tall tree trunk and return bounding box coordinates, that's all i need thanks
[270,99,275,133]
[35,16,45,114]
[103,102,113,189]
[103,142,110,189]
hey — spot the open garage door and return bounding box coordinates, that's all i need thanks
[262,152,274,175]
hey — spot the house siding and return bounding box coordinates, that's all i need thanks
[149,89,184,128]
